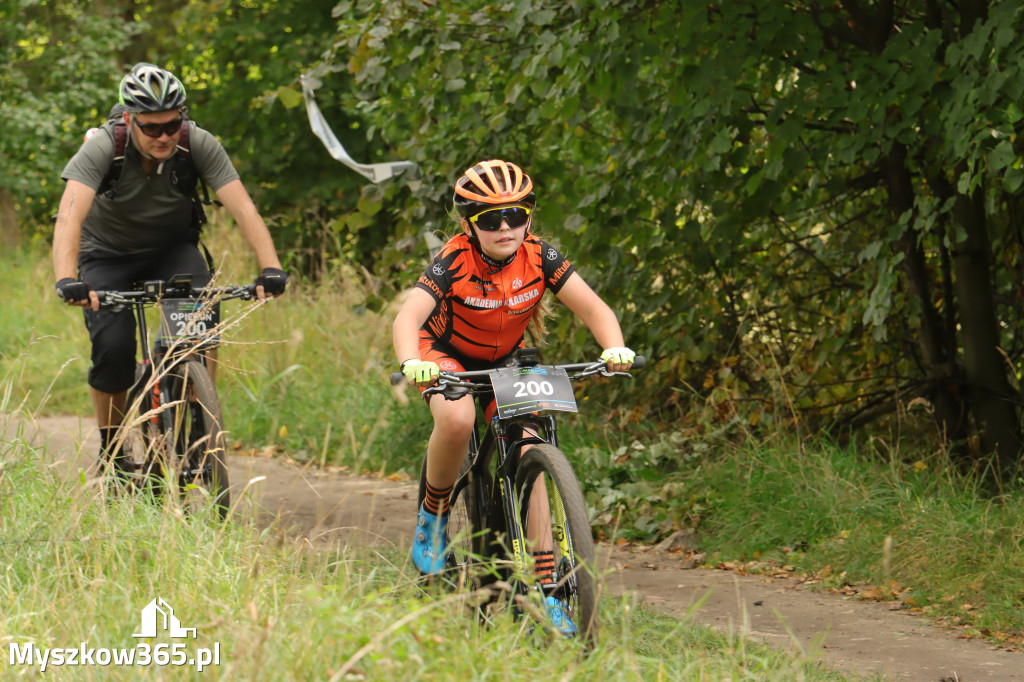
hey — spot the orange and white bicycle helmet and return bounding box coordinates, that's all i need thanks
[453,160,536,217]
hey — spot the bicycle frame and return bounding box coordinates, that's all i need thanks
[96,275,253,507]
[428,353,642,580]
[456,412,557,576]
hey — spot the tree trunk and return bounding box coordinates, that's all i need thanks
[0,189,20,250]
[885,144,967,443]
[950,177,1021,479]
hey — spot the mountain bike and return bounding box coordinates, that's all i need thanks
[392,348,644,642]
[97,274,255,518]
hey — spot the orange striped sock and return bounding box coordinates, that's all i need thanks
[423,481,453,516]
[533,550,555,584]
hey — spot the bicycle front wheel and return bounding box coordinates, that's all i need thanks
[516,443,599,641]
[161,359,230,518]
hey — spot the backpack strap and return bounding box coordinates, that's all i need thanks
[97,120,129,198]
[173,123,217,271]
[175,124,219,209]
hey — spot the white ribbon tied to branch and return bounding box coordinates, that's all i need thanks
[300,73,417,183]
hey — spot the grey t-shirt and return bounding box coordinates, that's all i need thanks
[61,121,240,256]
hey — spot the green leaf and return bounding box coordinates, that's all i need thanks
[564,213,586,232]
[530,9,556,25]
[710,129,732,155]
[276,86,303,110]
[859,241,883,263]
[346,211,372,232]
[1002,168,1024,194]
[988,139,1017,171]
[547,43,564,67]
[357,194,382,216]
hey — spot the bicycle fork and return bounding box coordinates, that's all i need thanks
[490,420,534,586]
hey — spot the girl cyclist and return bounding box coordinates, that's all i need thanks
[392,159,634,635]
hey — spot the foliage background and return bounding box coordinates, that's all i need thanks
[6,0,1024,482]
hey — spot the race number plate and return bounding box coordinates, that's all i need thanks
[158,298,220,339]
[491,366,577,418]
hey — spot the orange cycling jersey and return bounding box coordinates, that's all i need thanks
[415,233,576,363]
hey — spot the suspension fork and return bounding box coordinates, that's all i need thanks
[503,415,567,585]
[125,300,161,426]
[491,419,532,582]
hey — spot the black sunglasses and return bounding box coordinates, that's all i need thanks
[469,206,532,231]
[132,117,184,138]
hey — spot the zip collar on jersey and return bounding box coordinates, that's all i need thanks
[479,248,517,273]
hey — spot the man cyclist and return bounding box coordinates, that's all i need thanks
[52,62,287,479]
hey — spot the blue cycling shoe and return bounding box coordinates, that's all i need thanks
[543,595,578,636]
[411,505,449,575]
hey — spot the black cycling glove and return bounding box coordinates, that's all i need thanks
[255,267,288,295]
[56,278,91,303]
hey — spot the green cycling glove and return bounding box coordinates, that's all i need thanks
[600,347,636,365]
[401,359,440,384]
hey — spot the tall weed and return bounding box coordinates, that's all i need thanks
[0,432,856,680]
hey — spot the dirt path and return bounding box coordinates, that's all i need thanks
[8,414,1022,681]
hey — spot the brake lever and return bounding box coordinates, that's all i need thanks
[568,362,613,380]
[420,377,449,397]
[98,292,129,314]
[599,370,634,378]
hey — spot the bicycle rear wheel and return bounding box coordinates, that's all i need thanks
[161,359,230,518]
[516,443,599,642]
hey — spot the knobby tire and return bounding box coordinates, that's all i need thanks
[163,359,230,518]
[516,443,600,642]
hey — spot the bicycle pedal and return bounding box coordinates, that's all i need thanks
[541,581,571,602]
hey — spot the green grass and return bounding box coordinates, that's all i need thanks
[584,431,1024,645]
[0,245,91,416]
[0,433,859,680]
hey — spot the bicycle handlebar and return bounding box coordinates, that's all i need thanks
[94,284,257,308]
[388,355,646,388]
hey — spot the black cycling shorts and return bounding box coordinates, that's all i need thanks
[79,243,212,393]
[419,337,529,421]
